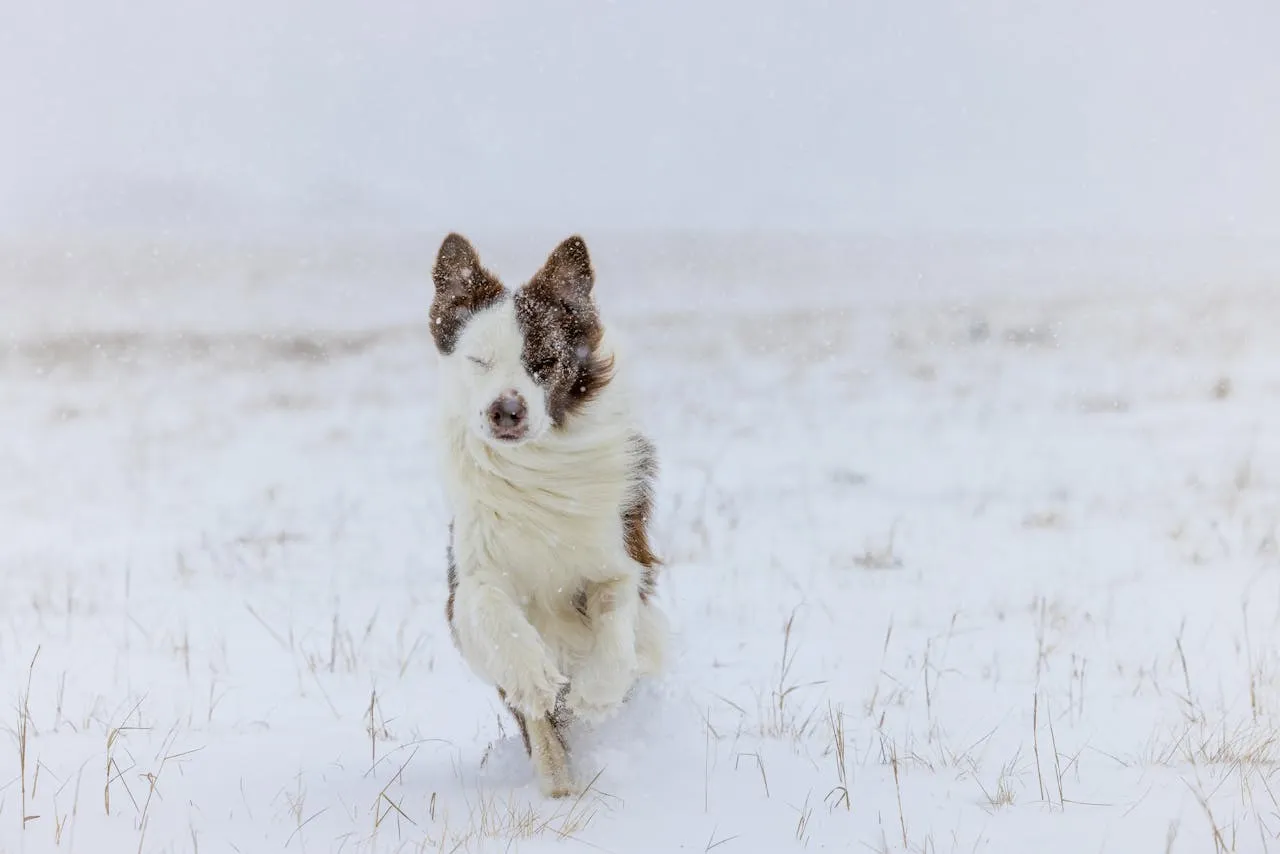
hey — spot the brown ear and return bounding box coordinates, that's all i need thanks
[529,235,594,301]
[433,233,485,297]
[430,233,504,353]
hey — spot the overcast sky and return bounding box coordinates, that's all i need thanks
[1,0,1277,235]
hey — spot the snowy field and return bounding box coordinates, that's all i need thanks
[4,233,1280,853]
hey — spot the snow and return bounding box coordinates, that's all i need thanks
[3,233,1280,853]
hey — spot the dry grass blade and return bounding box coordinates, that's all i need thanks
[892,746,908,847]
[373,747,420,832]
[734,752,771,798]
[762,609,826,739]
[794,791,813,845]
[135,726,189,853]
[104,696,148,818]
[705,826,740,851]
[556,766,607,840]
[1184,779,1230,854]
[825,704,850,811]
[1047,699,1065,807]
[1033,692,1045,803]
[244,602,291,651]
[1175,626,1200,723]
[284,808,328,848]
[377,791,416,828]
[19,646,41,830]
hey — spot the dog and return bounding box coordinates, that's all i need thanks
[430,233,668,797]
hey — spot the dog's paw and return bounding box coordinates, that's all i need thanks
[504,659,569,718]
[563,693,621,724]
[539,776,579,799]
[565,666,635,722]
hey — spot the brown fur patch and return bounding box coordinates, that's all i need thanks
[430,233,506,354]
[571,587,590,620]
[624,432,662,601]
[514,236,614,426]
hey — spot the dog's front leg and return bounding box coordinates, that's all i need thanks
[566,577,640,721]
[453,578,567,718]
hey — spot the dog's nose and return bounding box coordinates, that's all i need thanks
[487,390,528,434]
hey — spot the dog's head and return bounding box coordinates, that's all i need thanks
[430,233,613,447]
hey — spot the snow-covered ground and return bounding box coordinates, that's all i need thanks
[3,234,1280,852]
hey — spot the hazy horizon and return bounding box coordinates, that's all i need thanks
[3,1,1278,238]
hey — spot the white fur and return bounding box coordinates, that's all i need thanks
[438,303,555,447]
[436,298,667,737]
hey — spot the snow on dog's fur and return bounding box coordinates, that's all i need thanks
[430,233,667,797]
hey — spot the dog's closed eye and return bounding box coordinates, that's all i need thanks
[530,358,557,379]
[467,356,493,370]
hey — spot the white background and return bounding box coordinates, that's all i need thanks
[2,0,1278,235]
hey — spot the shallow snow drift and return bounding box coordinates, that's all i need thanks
[2,233,1279,852]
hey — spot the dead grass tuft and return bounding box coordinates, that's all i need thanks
[759,610,825,740]
[852,522,903,570]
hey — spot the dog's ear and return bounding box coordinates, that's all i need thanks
[529,235,594,302]
[430,233,504,353]
[433,233,486,297]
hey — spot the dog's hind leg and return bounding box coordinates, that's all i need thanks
[502,688,575,797]
[565,578,640,720]
[635,597,669,678]
[528,712,575,798]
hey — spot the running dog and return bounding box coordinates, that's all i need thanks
[430,233,667,796]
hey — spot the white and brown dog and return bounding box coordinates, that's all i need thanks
[430,233,667,797]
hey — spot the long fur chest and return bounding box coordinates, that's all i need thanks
[441,419,638,601]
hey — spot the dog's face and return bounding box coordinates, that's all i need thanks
[430,234,613,447]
